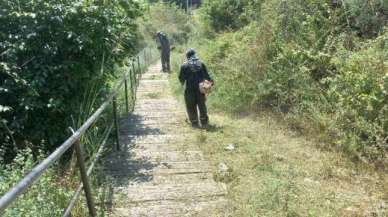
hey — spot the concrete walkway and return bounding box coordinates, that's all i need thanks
[104,62,227,217]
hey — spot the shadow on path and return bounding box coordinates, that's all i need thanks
[101,112,170,208]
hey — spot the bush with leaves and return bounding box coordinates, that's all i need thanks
[0,149,73,216]
[201,0,263,33]
[325,31,388,159]
[185,0,387,162]
[341,0,388,38]
[138,2,191,45]
[0,0,141,163]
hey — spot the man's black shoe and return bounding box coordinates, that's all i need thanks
[192,123,201,129]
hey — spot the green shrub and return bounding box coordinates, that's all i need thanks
[0,149,73,216]
[201,0,263,32]
[0,0,141,163]
[325,32,388,158]
[184,0,387,162]
[342,0,388,38]
[138,2,191,45]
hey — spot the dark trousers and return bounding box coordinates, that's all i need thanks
[161,51,170,72]
[185,89,208,126]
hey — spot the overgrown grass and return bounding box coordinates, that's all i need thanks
[164,3,388,215]
[138,2,192,46]
[168,54,387,215]
[169,0,388,166]
[0,100,114,217]
[0,149,74,217]
[173,111,388,216]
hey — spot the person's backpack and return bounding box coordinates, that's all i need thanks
[187,59,213,94]
[188,59,202,73]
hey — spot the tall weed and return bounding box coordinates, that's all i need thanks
[181,0,388,163]
[0,149,73,217]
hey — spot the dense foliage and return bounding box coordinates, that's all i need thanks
[138,2,191,46]
[0,149,73,216]
[0,0,141,163]
[147,0,201,10]
[202,0,263,32]
[175,0,387,163]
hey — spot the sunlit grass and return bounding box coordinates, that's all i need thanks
[181,112,387,216]
[167,60,387,216]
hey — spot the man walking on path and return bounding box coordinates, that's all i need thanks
[156,31,171,72]
[179,49,213,128]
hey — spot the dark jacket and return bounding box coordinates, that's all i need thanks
[179,59,213,91]
[157,33,170,54]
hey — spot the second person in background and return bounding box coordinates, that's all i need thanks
[156,31,171,72]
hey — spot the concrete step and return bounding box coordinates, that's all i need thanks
[105,157,210,170]
[113,182,227,204]
[134,106,182,111]
[120,127,192,136]
[106,150,205,163]
[132,111,186,117]
[134,98,180,104]
[121,134,191,143]
[108,172,214,186]
[120,119,182,126]
[111,197,228,217]
[120,123,184,132]
[139,80,168,84]
[121,143,199,152]
[130,150,205,162]
[104,160,212,178]
[121,114,182,120]
[133,107,182,111]
[141,74,168,80]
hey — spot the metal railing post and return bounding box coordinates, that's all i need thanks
[148,48,151,64]
[132,59,136,84]
[149,47,152,61]
[129,68,135,111]
[144,47,148,66]
[74,139,96,217]
[148,49,151,64]
[124,76,129,114]
[137,56,141,77]
[112,96,120,151]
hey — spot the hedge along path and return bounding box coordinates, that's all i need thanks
[103,62,228,216]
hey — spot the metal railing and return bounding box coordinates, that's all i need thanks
[0,46,157,216]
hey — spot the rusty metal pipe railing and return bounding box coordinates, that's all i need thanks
[112,96,120,151]
[131,61,137,105]
[124,75,129,114]
[129,67,135,112]
[137,56,141,82]
[63,124,113,217]
[73,136,97,217]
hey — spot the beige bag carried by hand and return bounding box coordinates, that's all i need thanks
[199,80,213,96]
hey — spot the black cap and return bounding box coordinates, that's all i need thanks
[186,48,196,59]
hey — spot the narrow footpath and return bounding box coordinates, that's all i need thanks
[103,62,228,217]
